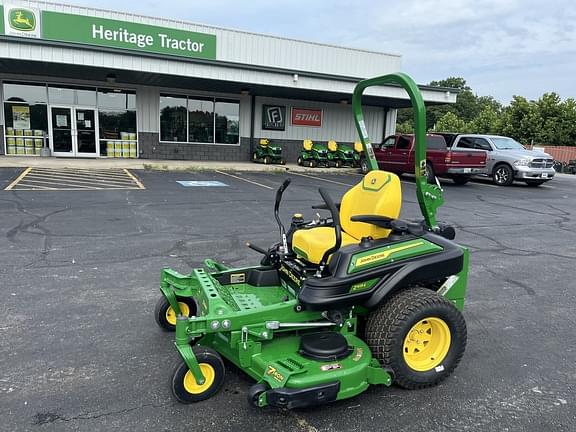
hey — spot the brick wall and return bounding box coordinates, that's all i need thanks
[137,134,358,163]
[138,133,251,161]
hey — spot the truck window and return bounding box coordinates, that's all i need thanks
[472,138,492,151]
[381,136,396,149]
[397,136,411,150]
[426,136,447,150]
[456,137,474,149]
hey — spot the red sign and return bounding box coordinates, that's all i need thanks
[291,108,322,127]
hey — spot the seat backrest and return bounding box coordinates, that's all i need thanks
[354,141,363,153]
[303,139,313,151]
[259,138,269,146]
[340,171,402,240]
[328,140,338,152]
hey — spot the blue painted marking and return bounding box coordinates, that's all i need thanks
[177,181,228,187]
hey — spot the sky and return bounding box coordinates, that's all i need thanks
[67,0,576,104]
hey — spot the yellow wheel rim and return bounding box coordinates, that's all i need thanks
[183,364,215,394]
[403,317,451,371]
[165,302,190,326]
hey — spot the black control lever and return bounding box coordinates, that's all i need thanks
[246,242,267,255]
[274,178,291,253]
[317,188,342,272]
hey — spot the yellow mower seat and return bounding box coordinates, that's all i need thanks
[328,140,338,152]
[292,171,402,264]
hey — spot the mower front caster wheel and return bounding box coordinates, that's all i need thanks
[172,346,226,403]
[248,383,268,407]
[366,287,467,390]
[154,296,197,331]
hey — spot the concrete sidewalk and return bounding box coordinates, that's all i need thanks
[0,155,358,173]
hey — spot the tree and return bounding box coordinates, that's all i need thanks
[434,112,468,132]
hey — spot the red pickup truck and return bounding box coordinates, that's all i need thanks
[367,133,487,185]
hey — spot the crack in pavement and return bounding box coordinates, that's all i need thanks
[32,401,173,425]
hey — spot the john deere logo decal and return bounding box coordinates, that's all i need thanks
[9,9,36,31]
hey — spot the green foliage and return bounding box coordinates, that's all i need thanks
[396,77,576,146]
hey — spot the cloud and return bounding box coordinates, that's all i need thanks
[62,0,576,102]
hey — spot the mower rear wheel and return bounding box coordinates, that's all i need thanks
[252,152,258,161]
[172,346,225,403]
[154,296,197,331]
[263,156,271,165]
[297,156,303,166]
[308,160,317,168]
[365,287,466,390]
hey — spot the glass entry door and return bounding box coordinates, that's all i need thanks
[50,107,98,157]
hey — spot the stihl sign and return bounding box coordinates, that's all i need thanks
[291,108,322,127]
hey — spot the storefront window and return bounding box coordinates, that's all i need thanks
[188,98,213,143]
[48,86,75,105]
[3,82,47,104]
[160,95,187,142]
[3,82,49,156]
[215,100,239,144]
[97,90,137,157]
[160,94,239,144]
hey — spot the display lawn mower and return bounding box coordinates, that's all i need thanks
[326,140,360,168]
[252,138,285,165]
[297,139,331,168]
[154,72,469,409]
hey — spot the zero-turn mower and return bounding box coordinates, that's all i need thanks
[154,72,469,409]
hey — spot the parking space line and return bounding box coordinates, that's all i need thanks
[288,171,354,186]
[5,167,32,190]
[215,170,274,190]
[123,169,146,189]
[4,167,144,191]
[18,172,137,187]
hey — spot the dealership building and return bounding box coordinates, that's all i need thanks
[0,1,456,162]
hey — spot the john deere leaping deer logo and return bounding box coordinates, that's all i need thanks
[9,9,36,31]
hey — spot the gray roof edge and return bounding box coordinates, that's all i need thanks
[32,0,402,58]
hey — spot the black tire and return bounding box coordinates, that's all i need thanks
[297,156,303,166]
[154,296,197,332]
[365,287,467,390]
[525,180,545,187]
[308,160,317,168]
[252,152,258,161]
[248,383,268,407]
[492,164,514,186]
[452,175,470,185]
[171,346,226,403]
[335,160,342,168]
[263,156,271,165]
[280,159,286,165]
[360,157,369,174]
[426,162,436,184]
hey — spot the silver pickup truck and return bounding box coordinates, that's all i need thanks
[439,134,555,186]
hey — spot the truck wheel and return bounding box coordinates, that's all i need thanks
[452,175,470,185]
[493,164,514,186]
[426,162,436,184]
[365,287,467,389]
[360,158,369,174]
[171,346,225,403]
[154,296,197,331]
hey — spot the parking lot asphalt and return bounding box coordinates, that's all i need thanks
[1,168,575,432]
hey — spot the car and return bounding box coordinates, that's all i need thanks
[438,134,555,186]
